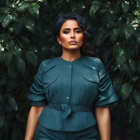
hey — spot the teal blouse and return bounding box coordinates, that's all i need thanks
[27,56,119,131]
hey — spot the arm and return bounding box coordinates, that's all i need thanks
[95,107,111,140]
[24,106,44,140]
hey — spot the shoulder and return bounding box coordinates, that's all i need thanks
[40,57,59,72]
[84,56,104,68]
[41,57,59,66]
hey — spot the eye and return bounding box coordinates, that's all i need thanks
[62,30,69,34]
[75,29,82,33]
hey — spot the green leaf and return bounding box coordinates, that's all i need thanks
[113,44,126,67]
[8,95,18,111]
[25,51,38,66]
[129,104,137,123]
[132,75,139,82]
[12,20,23,35]
[125,47,135,58]
[124,25,134,40]
[89,1,101,16]
[1,14,15,28]
[120,82,133,100]
[0,34,9,43]
[116,52,126,66]
[113,77,123,90]
[111,28,120,42]
[29,3,40,17]
[0,7,10,13]
[121,1,129,13]
[133,90,140,105]
[23,17,35,32]
[4,52,13,65]
[16,57,26,74]
[129,59,137,73]
[19,36,30,45]
[123,63,133,76]
[17,1,29,12]
[95,30,109,45]
[9,27,14,32]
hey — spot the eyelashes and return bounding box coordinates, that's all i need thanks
[63,30,69,34]
[62,30,82,34]
[75,30,82,33]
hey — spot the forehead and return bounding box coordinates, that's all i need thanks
[61,20,80,29]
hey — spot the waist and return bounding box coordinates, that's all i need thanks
[38,106,97,131]
[47,102,93,118]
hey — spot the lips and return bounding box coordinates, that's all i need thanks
[68,41,77,45]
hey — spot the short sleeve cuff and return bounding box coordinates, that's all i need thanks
[94,99,119,108]
[29,100,48,106]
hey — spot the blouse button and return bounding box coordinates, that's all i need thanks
[69,65,72,68]
[67,96,70,100]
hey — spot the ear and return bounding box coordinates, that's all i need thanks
[57,36,61,44]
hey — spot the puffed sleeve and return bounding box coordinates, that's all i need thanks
[27,62,48,106]
[94,59,119,107]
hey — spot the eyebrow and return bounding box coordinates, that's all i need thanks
[62,27,82,30]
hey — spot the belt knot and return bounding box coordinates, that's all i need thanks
[61,104,71,118]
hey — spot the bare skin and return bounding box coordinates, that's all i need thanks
[25,19,111,140]
[24,106,44,140]
[57,19,84,61]
[95,107,111,140]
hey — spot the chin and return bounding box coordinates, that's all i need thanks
[64,45,82,51]
[66,48,81,51]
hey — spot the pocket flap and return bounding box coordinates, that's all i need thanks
[42,75,59,84]
[81,71,99,83]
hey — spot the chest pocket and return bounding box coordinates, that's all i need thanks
[81,68,99,84]
[42,74,59,89]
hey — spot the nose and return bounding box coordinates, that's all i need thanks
[70,31,75,38]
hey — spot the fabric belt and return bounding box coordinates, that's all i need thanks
[47,102,93,119]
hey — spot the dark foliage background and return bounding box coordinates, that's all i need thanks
[0,0,140,140]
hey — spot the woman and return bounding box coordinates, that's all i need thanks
[25,13,119,140]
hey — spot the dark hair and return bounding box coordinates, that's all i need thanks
[53,13,95,57]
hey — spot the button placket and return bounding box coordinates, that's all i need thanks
[67,62,72,102]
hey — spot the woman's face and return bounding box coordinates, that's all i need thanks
[57,20,84,51]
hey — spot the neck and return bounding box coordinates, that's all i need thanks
[61,49,82,62]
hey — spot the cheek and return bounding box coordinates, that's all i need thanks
[78,34,84,43]
[59,34,68,43]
